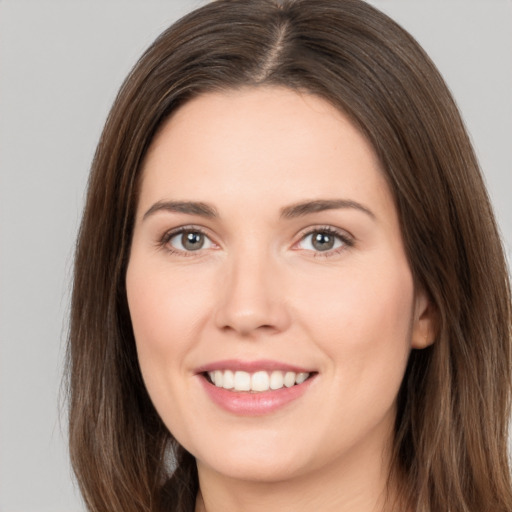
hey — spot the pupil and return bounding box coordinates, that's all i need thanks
[182,232,204,251]
[312,232,334,251]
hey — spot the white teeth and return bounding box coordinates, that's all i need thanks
[295,372,309,384]
[284,371,296,388]
[234,371,251,391]
[222,370,234,389]
[208,369,311,392]
[269,370,284,390]
[251,371,270,392]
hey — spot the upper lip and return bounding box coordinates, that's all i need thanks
[194,359,315,374]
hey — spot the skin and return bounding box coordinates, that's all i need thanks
[126,86,435,512]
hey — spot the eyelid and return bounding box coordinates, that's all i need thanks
[159,224,219,255]
[293,225,355,255]
[157,223,354,257]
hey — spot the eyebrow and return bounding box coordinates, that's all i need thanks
[143,201,219,220]
[142,198,375,221]
[280,199,375,220]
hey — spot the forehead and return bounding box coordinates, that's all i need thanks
[138,86,393,219]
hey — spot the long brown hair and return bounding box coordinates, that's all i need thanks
[67,1,512,511]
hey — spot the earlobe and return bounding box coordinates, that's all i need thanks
[411,289,437,349]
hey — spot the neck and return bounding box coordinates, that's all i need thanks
[194,430,401,512]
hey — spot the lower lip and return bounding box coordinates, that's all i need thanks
[198,374,316,416]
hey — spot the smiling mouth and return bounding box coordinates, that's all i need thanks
[204,370,315,393]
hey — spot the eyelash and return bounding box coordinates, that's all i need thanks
[159,225,212,257]
[158,225,354,258]
[297,226,354,258]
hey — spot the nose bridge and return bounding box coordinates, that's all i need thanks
[214,240,290,336]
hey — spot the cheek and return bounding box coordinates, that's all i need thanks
[306,249,412,329]
[125,257,209,414]
[297,254,414,390]
[287,256,414,459]
[126,260,210,354]
[125,259,216,440]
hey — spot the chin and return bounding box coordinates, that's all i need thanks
[198,453,309,483]
[187,430,314,483]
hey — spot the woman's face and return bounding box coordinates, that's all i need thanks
[126,87,433,483]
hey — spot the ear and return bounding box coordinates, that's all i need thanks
[411,288,437,349]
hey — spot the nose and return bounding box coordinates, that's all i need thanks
[214,249,291,337]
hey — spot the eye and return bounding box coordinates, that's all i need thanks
[165,229,215,252]
[296,228,352,254]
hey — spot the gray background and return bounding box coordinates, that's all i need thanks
[0,1,510,511]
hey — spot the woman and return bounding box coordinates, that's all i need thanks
[67,1,512,511]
